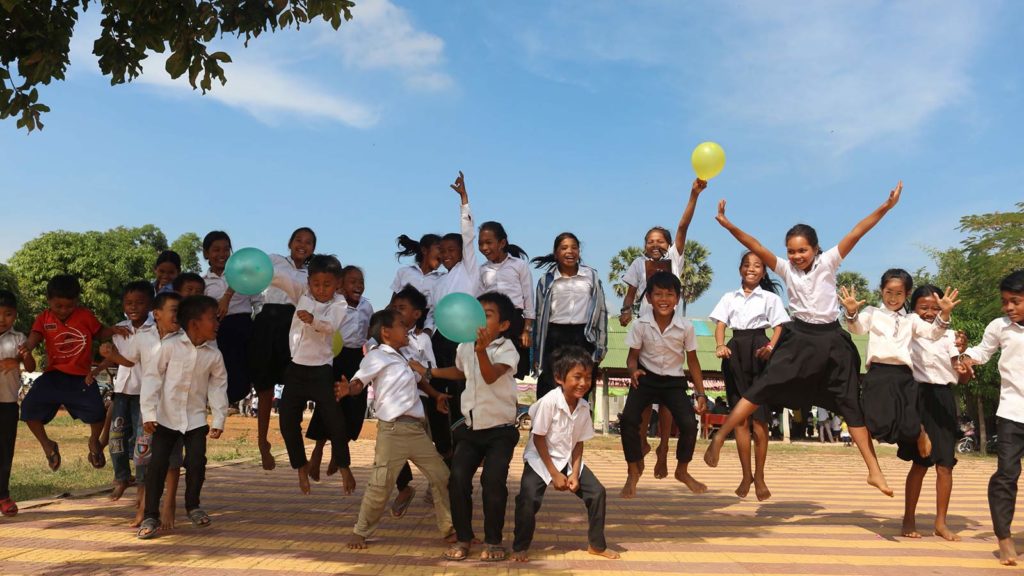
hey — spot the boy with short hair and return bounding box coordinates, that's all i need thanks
[0,289,36,516]
[512,345,618,562]
[18,274,127,471]
[343,309,454,550]
[172,273,205,297]
[136,295,228,539]
[620,271,708,499]
[961,270,1024,566]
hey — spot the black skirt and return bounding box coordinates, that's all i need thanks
[536,323,595,400]
[723,328,772,423]
[743,319,864,428]
[897,383,958,468]
[249,303,295,392]
[861,363,921,445]
[431,330,464,425]
[509,308,531,380]
[218,313,254,404]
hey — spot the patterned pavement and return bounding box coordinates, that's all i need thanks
[0,436,1018,575]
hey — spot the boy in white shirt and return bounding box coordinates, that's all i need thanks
[961,270,1024,566]
[512,346,618,562]
[342,309,454,550]
[137,295,228,539]
[0,289,36,517]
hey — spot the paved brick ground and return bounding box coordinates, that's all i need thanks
[0,435,1018,575]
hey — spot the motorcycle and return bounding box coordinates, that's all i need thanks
[957,420,999,453]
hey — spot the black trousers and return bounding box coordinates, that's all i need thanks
[449,424,519,544]
[0,402,17,499]
[144,424,208,521]
[620,371,697,464]
[397,395,452,490]
[536,323,595,401]
[513,463,607,552]
[431,331,464,427]
[280,363,349,470]
[990,417,1024,539]
[308,347,366,442]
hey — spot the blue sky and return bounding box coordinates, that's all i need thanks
[1,0,1021,316]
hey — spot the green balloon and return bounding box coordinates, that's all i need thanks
[224,247,273,295]
[435,292,486,343]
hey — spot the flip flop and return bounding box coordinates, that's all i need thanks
[88,450,106,469]
[480,544,507,562]
[443,542,470,561]
[0,498,18,517]
[391,487,415,517]
[136,517,159,539]
[187,508,211,527]
[46,442,61,472]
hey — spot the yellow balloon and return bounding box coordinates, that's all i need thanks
[691,141,726,180]
[332,332,344,357]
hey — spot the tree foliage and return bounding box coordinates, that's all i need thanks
[0,263,30,333]
[7,225,200,325]
[607,246,643,298]
[1,0,355,132]
[679,240,713,315]
[170,232,203,273]
[835,270,880,308]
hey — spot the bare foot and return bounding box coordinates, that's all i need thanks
[129,512,144,528]
[654,450,669,480]
[338,466,356,495]
[753,478,772,502]
[307,446,322,483]
[620,467,640,499]
[641,440,651,458]
[703,441,722,468]
[588,546,620,559]
[258,440,276,471]
[326,458,339,477]
[391,486,415,517]
[347,534,368,549]
[999,537,1018,566]
[675,468,707,494]
[934,524,960,541]
[110,480,129,501]
[298,464,311,495]
[160,504,175,530]
[735,475,753,498]
[511,550,529,562]
[901,520,921,538]
[867,472,894,497]
[917,432,932,459]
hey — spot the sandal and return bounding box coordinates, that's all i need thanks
[46,442,61,472]
[480,544,507,562]
[0,498,18,517]
[443,542,470,561]
[391,487,415,518]
[87,450,106,470]
[187,508,211,527]
[137,517,159,539]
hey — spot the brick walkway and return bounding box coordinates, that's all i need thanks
[0,436,1017,575]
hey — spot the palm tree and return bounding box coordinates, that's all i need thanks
[608,246,644,298]
[680,240,713,316]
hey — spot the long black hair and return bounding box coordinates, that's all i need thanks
[740,251,781,295]
[395,233,442,265]
[479,221,527,259]
[531,232,582,270]
[784,224,821,255]
[288,227,317,267]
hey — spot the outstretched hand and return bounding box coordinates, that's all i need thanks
[937,286,961,317]
[839,286,866,316]
[715,199,730,228]
[691,178,707,196]
[884,180,903,210]
[450,171,467,198]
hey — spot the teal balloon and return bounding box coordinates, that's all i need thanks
[224,248,273,295]
[435,292,486,343]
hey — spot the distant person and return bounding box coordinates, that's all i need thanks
[0,289,37,517]
[816,407,833,443]
[152,250,181,295]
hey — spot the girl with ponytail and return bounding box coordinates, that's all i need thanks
[477,220,533,379]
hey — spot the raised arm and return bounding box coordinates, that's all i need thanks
[715,199,777,271]
[675,178,707,253]
[837,181,901,258]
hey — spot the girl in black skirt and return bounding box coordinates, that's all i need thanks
[841,270,958,456]
[249,227,315,470]
[709,251,789,501]
[530,232,607,401]
[898,285,968,541]
[704,181,903,497]
[477,221,533,380]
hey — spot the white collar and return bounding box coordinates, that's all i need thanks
[637,309,687,332]
[733,286,765,298]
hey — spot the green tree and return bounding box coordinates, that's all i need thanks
[607,246,643,299]
[1,0,355,132]
[836,270,880,308]
[171,232,203,273]
[7,225,198,325]
[680,240,713,316]
[0,263,31,333]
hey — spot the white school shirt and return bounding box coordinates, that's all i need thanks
[523,388,594,484]
[479,255,535,319]
[340,297,373,349]
[911,329,959,385]
[427,203,479,330]
[269,272,347,367]
[548,267,595,325]
[965,317,1024,424]
[457,337,519,430]
[353,344,424,421]
[623,244,684,316]
[624,310,697,377]
[773,246,842,324]
[846,306,946,367]
[0,329,26,403]
[140,332,229,433]
[708,286,790,330]
[402,330,436,397]
[390,264,446,304]
[204,270,263,316]
[263,254,308,306]
[111,315,155,395]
